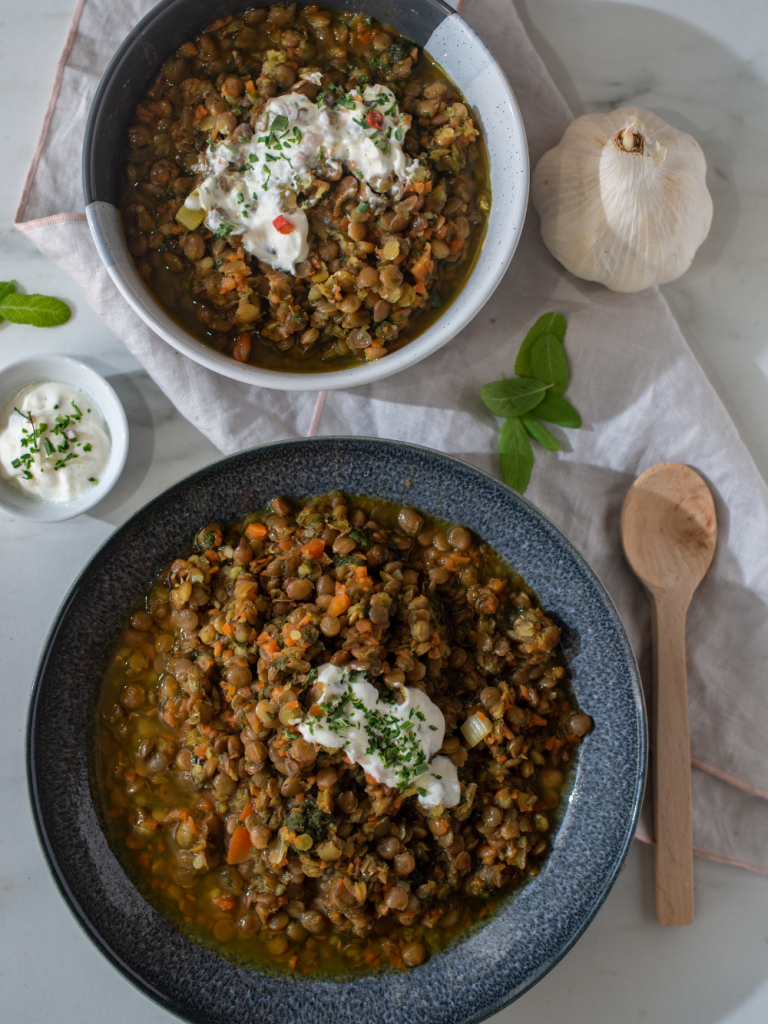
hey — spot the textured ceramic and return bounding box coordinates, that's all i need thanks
[0,355,129,523]
[27,438,646,1024]
[83,0,528,392]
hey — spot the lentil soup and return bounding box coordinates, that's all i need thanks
[119,4,491,373]
[93,494,592,976]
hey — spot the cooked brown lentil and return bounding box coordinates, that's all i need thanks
[119,4,490,372]
[95,494,591,974]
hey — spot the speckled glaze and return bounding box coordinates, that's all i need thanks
[27,438,646,1024]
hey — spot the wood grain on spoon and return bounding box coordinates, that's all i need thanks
[621,463,716,927]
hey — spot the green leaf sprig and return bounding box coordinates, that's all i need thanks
[0,281,70,327]
[481,312,582,493]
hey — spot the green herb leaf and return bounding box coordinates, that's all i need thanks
[481,377,551,418]
[530,333,569,395]
[333,553,366,568]
[0,281,15,320]
[270,114,289,132]
[0,291,70,328]
[499,417,534,494]
[515,312,567,376]
[520,413,561,451]
[534,392,582,429]
[349,527,370,549]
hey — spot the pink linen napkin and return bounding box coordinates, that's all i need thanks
[15,0,768,875]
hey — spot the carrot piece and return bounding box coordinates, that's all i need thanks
[301,538,325,559]
[194,104,208,120]
[238,800,253,823]
[226,824,253,865]
[219,275,238,295]
[245,523,268,541]
[212,896,237,911]
[327,593,351,617]
[449,238,465,253]
[220,622,235,636]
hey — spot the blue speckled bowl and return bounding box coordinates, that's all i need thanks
[27,438,646,1024]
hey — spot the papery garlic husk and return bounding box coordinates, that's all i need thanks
[531,106,713,293]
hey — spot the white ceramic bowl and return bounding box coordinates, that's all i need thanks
[84,0,528,392]
[0,356,129,523]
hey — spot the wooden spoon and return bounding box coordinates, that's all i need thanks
[621,463,717,926]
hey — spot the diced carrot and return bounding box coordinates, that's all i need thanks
[278,538,294,551]
[238,800,253,823]
[262,639,279,659]
[449,238,465,253]
[530,714,547,726]
[245,523,268,541]
[233,333,251,363]
[212,896,237,911]
[256,631,271,644]
[226,824,253,865]
[219,275,238,295]
[193,744,208,757]
[220,622,235,636]
[194,104,208,120]
[301,538,325,559]
[327,593,351,617]
[413,282,427,296]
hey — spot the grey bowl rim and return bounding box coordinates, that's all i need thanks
[26,436,647,1023]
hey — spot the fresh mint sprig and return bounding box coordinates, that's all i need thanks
[0,281,70,327]
[482,312,582,493]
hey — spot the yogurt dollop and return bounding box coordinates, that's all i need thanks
[0,382,110,502]
[181,84,417,274]
[299,663,460,809]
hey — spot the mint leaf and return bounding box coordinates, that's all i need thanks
[530,334,569,395]
[0,281,15,323]
[481,378,551,418]
[0,292,70,327]
[535,392,582,428]
[520,413,561,451]
[499,417,534,494]
[515,312,567,376]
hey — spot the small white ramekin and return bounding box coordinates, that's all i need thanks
[0,355,129,523]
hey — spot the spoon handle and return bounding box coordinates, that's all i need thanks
[650,590,694,926]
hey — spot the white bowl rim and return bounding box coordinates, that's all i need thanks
[84,4,529,392]
[0,354,130,523]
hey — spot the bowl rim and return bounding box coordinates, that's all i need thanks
[0,354,129,523]
[82,0,529,392]
[26,436,646,1022]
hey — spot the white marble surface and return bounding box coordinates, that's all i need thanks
[1,0,767,1021]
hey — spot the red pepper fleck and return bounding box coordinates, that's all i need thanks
[366,110,384,130]
[273,215,294,235]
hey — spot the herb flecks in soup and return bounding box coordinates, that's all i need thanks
[95,494,592,975]
[120,5,490,372]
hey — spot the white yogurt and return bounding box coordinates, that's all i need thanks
[299,663,460,808]
[182,83,418,274]
[0,382,111,502]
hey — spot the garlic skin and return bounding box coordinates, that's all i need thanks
[531,107,713,293]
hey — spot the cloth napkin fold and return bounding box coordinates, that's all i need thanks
[16,0,768,874]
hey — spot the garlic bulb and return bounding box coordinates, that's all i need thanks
[531,107,713,293]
